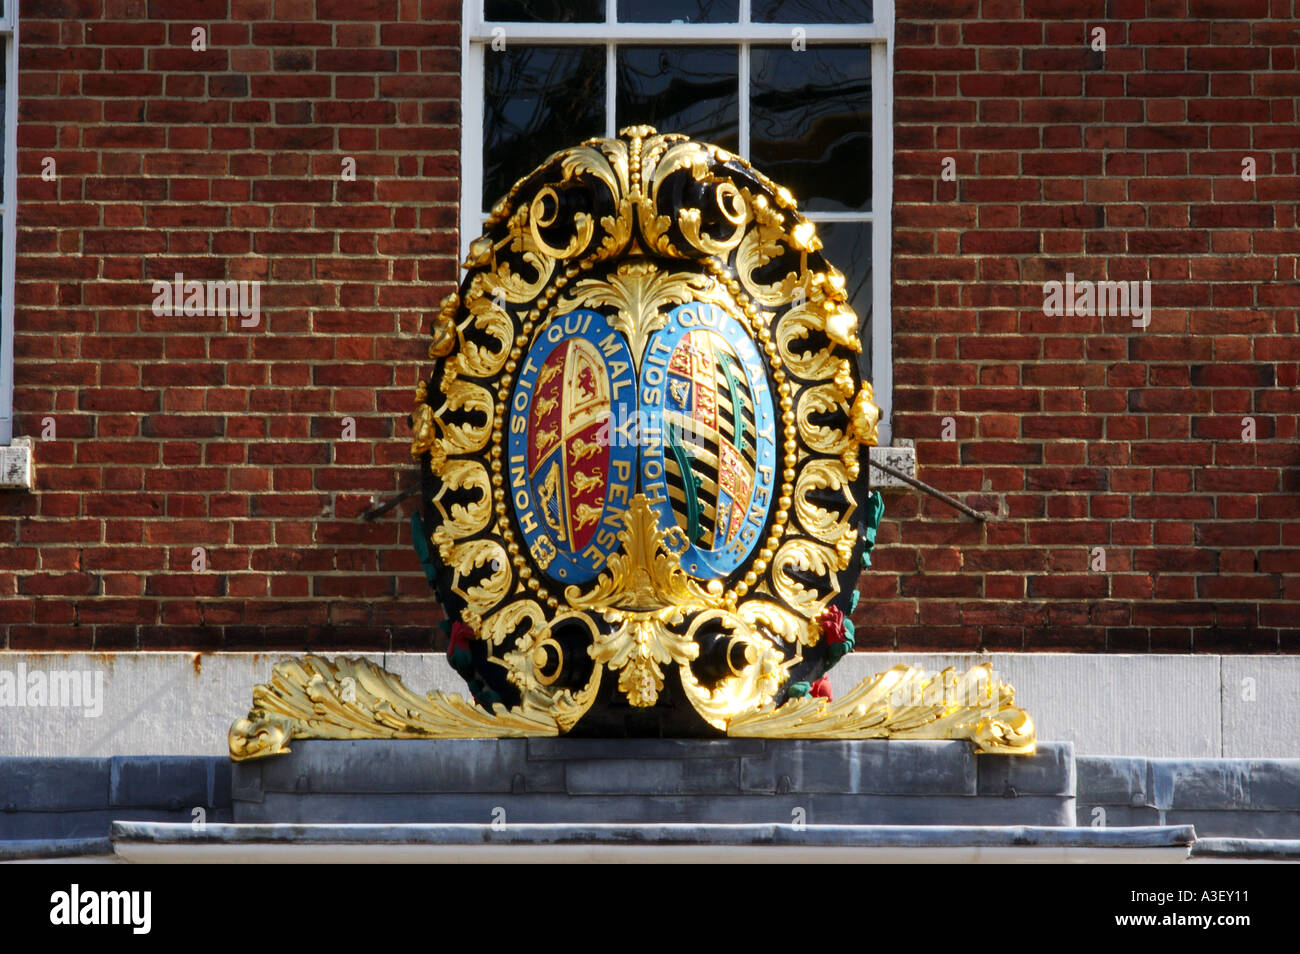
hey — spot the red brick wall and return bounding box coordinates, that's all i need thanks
[3,0,1297,651]
[6,0,460,649]
[885,0,1299,652]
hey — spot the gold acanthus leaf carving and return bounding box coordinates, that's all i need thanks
[432,458,492,539]
[794,459,857,545]
[501,613,608,733]
[637,140,710,257]
[479,598,548,648]
[480,207,558,304]
[591,608,698,708]
[734,198,804,308]
[776,303,842,381]
[434,369,493,455]
[725,663,1037,756]
[529,185,594,260]
[546,672,604,732]
[771,538,841,617]
[228,655,558,761]
[448,538,512,622]
[796,383,852,457]
[737,599,820,647]
[556,264,718,369]
[557,143,634,261]
[454,292,513,379]
[677,178,749,258]
[566,494,723,612]
[565,494,725,709]
[497,609,603,732]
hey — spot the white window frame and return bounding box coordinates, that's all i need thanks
[0,4,17,445]
[461,0,894,444]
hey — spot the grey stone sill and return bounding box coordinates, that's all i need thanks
[112,820,1195,850]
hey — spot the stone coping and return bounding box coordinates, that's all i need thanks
[1190,838,1300,861]
[0,837,112,860]
[112,820,1196,849]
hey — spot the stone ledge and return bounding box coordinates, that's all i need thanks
[108,821,1197,863]
[1078,756,1300,811]
[0,755,233,842]
[0,837,112,861]
[0,757,110,812]
[1191,838,1300,861]
[113,820,1196,849]
[243,791,1075,827]
[110,756,232,810]
[1077,756,1300,839]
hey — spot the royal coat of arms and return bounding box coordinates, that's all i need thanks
[229,127,1034,758]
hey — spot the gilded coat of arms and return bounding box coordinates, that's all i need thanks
[414,124,893,735]
[229,127,1034,758]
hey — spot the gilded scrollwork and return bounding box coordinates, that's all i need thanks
[676,610,789,729]
[737,599,818,648]
[796,382,852,457]
[498,608,603,731]
[776,302,841,381]
[434,369,493,456]
[794,458,857,546]
[771,538,842,616]
[734,199,804,308]
[447,538,512,624]
[454,291,513,379]
[477,598,548,648]
[432,458,492,539]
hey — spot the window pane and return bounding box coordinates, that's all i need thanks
[752,0,872,23]
[616,46,738,152]
[814,221,872,377]
[619,0,738,23]
[485,0,604,22]
[751,46,871,212]
[483,45,606,210]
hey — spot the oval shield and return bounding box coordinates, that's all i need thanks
[639,302,779,580]
[506,309,638,585]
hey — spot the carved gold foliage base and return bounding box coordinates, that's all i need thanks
[725,663,1036,755]
[229,657,1035,760]
[228,655,557,762]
